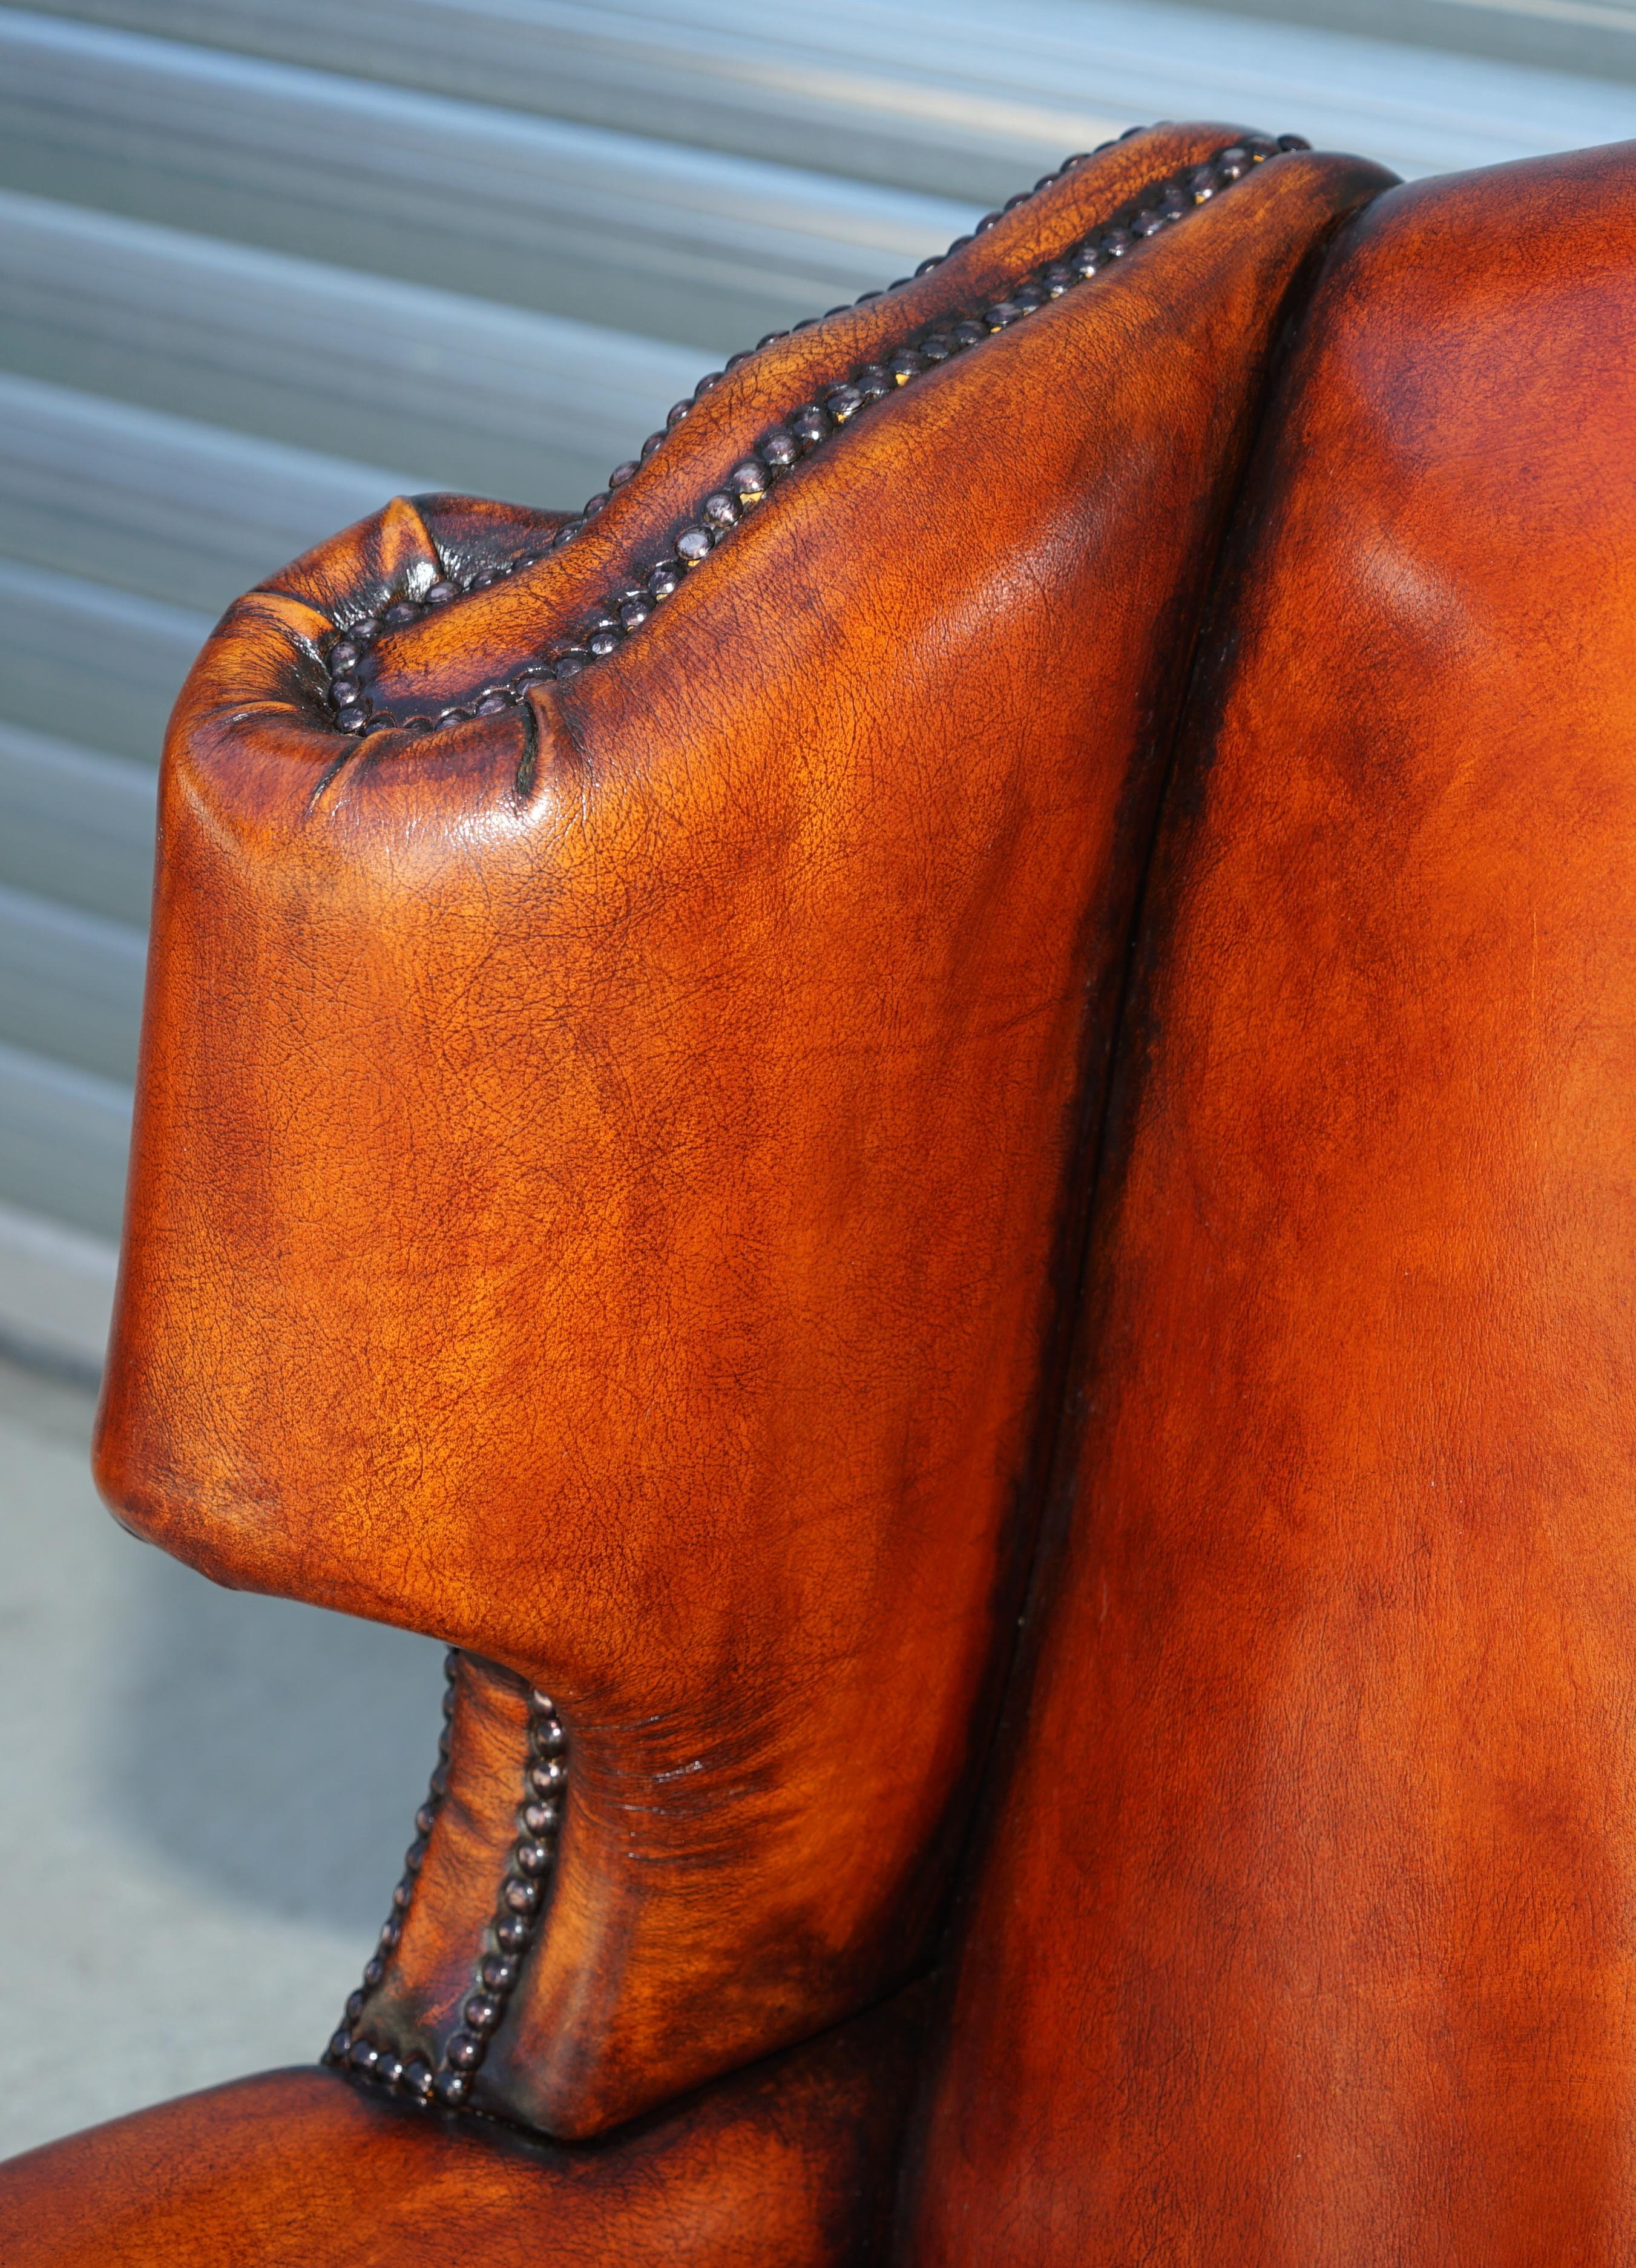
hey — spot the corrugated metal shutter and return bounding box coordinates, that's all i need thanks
[2,0,1632,1367]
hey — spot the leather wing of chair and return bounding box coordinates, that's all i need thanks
[14,117,1631,2268]
[4,119,1385,2262]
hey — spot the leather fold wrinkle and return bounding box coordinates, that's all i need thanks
[258,493,573,630]
[900,136,1636,2268]
[91,125,1393,2150]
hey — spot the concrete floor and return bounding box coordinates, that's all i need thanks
[0,1357,444,2160]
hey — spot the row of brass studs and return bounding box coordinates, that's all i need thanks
[324,1658,568,2112]
[323,1649,456,2095]
[321,131,1306,738]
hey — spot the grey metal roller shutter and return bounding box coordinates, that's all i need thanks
[1,0,1631,1371]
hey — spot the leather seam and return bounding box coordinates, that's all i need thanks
[326,1657,568,2112]
[317,131,1306,741]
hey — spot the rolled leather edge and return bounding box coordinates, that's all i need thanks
[95,144,1395,2138]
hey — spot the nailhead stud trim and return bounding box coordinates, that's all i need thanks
[318,131,1309,738]
[324,1658,567,2111]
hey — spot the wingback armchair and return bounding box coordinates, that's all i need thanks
[5,120,1634,2265]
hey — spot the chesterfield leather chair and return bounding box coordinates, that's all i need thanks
[5,118,1634,2264]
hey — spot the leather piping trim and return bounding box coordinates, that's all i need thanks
[320,128,1310,739]
[324,1659,568,2113]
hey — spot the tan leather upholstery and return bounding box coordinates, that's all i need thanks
[10,118,1626,2268]
[906,139,1636,2265]
[93,127,1384,2144]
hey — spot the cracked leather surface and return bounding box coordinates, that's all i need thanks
[92,129,1388,2146]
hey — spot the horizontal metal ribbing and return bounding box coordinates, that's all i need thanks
[0,187,699,508]
[0,12,976,357]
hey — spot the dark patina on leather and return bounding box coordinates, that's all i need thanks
[22,118,1627,2268]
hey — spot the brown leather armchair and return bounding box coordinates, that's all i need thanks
[4,120,1631,2264]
